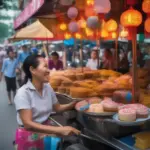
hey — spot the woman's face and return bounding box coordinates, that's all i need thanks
[31,58,50,83]
[91,51,97,59]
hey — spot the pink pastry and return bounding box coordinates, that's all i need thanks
[102,99,118,112]
[119,104,149,119]
[119,108,136,122]
[135,104,149,118]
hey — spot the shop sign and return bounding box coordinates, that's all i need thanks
[14,0,45,29]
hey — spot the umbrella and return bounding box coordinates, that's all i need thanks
[10,20,54,41]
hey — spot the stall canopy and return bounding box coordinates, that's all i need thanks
[11,20,54,41]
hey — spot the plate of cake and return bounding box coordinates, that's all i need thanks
[75,98,118,116]
[113,104,150,126]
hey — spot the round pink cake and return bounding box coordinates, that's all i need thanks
[119,108,136,122]
[118,104,149,119]
[102,99,118,112]
[134,104,149,118]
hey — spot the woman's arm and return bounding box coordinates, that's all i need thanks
[53,101,76,113]
[19,109,80,136]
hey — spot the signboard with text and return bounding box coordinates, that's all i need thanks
[14,0,45,29]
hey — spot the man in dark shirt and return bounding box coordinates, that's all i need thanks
[48,52,63,70]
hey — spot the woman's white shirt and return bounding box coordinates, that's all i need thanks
[86,59,98,70]
[14,80,58,126]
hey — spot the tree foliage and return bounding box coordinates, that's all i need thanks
[0,23,9,38]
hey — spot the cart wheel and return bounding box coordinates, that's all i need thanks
[65,144,89,150]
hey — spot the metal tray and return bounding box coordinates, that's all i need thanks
[55,92,85,101]
[83,111,116,117]
[113,113,150,126]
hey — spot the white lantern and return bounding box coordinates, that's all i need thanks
[94,0,111,14]
[67,7,78,19]
[59,0,74,6]
[87,16,99,29]
[68,21,79,33]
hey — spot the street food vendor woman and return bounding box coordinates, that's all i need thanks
[14,55,80,149]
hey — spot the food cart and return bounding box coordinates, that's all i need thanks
[12,0,150,149]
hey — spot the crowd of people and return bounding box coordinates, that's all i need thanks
[0,44,147,105]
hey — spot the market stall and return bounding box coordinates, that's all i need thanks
[12,0,150,149]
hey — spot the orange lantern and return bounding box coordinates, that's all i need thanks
[101,29,109,38]
[105,19,118,32]
[85,28,94,36]
[75,33,82,39]
[111,32,117,39]
[142,0,150,13]
[119,27,129,38]
[86,0,94,6]
[145,18,150,33]
[64,33,72,39]
[120,7,142,27]
[78,18,87,28]
[59,23,67,31]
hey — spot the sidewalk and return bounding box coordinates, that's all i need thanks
[0,80,17,150]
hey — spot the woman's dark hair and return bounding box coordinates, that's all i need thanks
[23,55,43,84]
[51,52,59,58]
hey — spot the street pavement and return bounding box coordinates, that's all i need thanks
[0,80,17,150]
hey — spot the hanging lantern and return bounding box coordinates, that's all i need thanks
[64,32,72,39]
[67,7,78,20]
[59,23,67,31]
[94,0,111,14]
[68,21,79,33]
[87,16,99,29]
[86,0,94,6]
[120,27,129,38]
[120,7,142,27]
[85,28,94,36]
[111,32,117,39]
[78,18,87,28]
[101,29,109,38]
[105,19,118,32]
[145,18,150,33]
[75,33,82,39]
[142,0,150,13]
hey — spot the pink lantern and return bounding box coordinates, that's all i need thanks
[68,21,79,33]
[87,16,99,29]
[94,0,111,14]
[67,7,78,19]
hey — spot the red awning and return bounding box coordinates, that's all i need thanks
[14,0,45,29]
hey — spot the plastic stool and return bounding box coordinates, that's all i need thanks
[44,136,61,150]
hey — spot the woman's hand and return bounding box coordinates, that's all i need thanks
[53,101,78,113]
[59,126,80,136]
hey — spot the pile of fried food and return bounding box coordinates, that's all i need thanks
[49,68,150,98]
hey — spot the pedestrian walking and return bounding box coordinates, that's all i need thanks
[17,45,31,86]
[0,50,19,105]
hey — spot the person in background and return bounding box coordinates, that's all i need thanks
[14,55,80,149]
[31,47,38,55]
[17,45,31,64]
[118,49,129,74]
[0,47,6,70]
[17,45,31,86]
[102,49,114,70]
[128,47,145,68]
[0,50,19,105]
[86,50,98,70]
[48,52,63,70]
